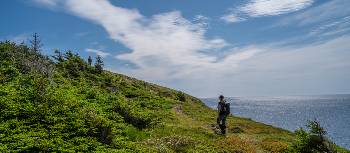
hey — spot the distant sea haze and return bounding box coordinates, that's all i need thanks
[202,94,350,150]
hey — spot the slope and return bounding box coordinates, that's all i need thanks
[0,41,348,152]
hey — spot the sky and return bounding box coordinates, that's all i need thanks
[1,0,350,97]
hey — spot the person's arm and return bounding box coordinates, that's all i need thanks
[217,103,220,113]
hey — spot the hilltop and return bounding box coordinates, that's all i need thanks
[0,41,349,152]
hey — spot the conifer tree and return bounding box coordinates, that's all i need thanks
[65,50,74,60]
[30,33,42,53]
[53,50,64,63]
[88,56,93,66]
[94,55,104,73]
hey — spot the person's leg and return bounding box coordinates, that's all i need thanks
[218,114,226,134]
[217,116,220,125]
[222,116,227,134]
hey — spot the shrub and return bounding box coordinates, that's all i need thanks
[0,63,19,83]
[145,136,195,152]
[114,102,155,129]
[218,136,256,153]
[83,109,114,145]
[261,138,288,153]
[286,120,335,153]
[176,91,186,102]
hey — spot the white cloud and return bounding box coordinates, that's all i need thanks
[222,0,313,23]
[86,48,111,57]
[33,0,257,80]
[174,36,350,97]
[241,0,313,17]
[278,0,350,26]
[6,33,31,44]
[270,0,350,41]
[192,15,210,28]
[308,16,350,37]
[33,0,350,97]
[32,0,59,8]
[220,14,246,23]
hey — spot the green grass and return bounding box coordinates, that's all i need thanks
[0,41,349,152]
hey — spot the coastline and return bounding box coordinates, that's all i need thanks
[201,96,350,150]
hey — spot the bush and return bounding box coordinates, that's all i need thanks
[114,102,155,129]
[145,136,195,152]
[176,91,186,102]
[261,138,288,153]
[82,109,115,145]
[286,120,335,153]
[217,136,256,153]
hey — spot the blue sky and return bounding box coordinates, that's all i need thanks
[1,0,350,97]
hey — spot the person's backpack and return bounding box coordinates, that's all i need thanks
[224,103,230,115]
[219,102,230,115]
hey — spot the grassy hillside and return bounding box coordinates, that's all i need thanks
[0,41,348,152]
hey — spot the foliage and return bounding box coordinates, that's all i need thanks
[0,41,162,152]
[286,120,337,153]
[88,56,93,66]
[94,55,104,74]
[29,33,43,53]
[145,136,195,152]
[176,91,186,102]
[217,136,256,153]
[261,138,289,153]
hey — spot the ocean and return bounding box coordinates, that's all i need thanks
[201,94,350,149]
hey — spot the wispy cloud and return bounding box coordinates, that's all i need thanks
[74,32,89,38]
[180,35,350,96]
[241,0,313,17]
[220,14,246,23]
[270,0,350,41]
[33,0,57,6]
[279,0,350,26]
[221,0,313,23]
[32,0,60,8]
[308,16,350,37]
[192,15,210,28]
[32,0,350,97]
[86,48,111,57]
[33,0,258,81]
[2,33,31,44]
[147,35,350,97]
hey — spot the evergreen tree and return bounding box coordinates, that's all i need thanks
[65,50,74,60]
[94,55,104,73]
[30,33,43,53]
[287,120,335,153]
[88,56,93,66]
[53,50,64,63]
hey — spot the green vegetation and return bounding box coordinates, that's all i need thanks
[0,39,349,152]
[286,120,349,153]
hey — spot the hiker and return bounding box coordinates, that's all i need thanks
[217,95,230,135]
